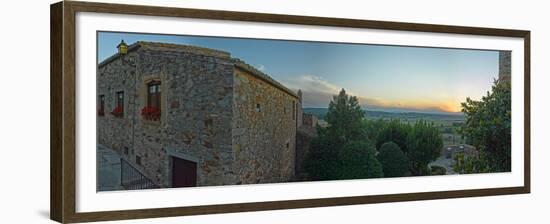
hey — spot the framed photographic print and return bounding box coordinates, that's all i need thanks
[50,1,530,223]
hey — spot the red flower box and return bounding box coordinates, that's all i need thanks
[141,106,161,121]
[110,106,123,117]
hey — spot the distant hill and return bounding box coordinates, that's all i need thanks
[303,108,465,122]
[364,110,465,121]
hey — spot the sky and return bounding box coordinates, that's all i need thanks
[98,31,500,114]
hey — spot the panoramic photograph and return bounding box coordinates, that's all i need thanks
[96,31,512,191]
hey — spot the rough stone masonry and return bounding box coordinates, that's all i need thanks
[97,41,303,188]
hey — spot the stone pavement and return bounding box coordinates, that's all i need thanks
[97,144,124,191]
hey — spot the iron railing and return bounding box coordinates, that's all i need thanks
[120,158,159,190]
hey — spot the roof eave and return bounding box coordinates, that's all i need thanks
[234,60,298,99]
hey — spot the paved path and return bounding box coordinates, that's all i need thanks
[429,155,456,175]
[97,144,124,191]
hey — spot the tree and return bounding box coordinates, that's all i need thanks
[362,119,386,142]
[377,141,409,177]
[407,120,443,175]
[325,88,366,142]
[460,80,511,172]
[453,152,491,174]
[336,140,383,179]
[376,119,410,153]
[305,89,374,180]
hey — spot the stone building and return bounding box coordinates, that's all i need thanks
[97,41,302,188]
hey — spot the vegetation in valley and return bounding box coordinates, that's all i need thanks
[303,80,511,180]
[305,89,444,180]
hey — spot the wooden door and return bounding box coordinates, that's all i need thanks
[171,157,197,187]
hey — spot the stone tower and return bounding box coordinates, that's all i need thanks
[498,51,511,81]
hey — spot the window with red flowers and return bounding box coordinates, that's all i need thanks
[142,81,161,121]
[98,95,105,116]
[111,91,124,118]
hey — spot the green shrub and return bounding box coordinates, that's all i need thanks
[305,134,341,180]
[336,140,383,179]
[377,142,409,177]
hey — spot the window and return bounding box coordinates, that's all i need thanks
[142,81,161,121]
[124,147,129,155]
[98,95,105,116]
[256,103,261,112]
[136,156,142,165]
[147,81,161,109]
[114,91,124,117]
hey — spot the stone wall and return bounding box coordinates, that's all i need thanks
[302,113,318,128]
[296,90,304,130]
[132,47,236,187]
[295,127,317,179]
[97,51,139,161]
[232,67,298,184]
[295,113,318,179]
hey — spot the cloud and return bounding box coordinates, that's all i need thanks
[281,75,340,108]
[256,64,266,71]
[283,75,339,94]
[281,75,460,113]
